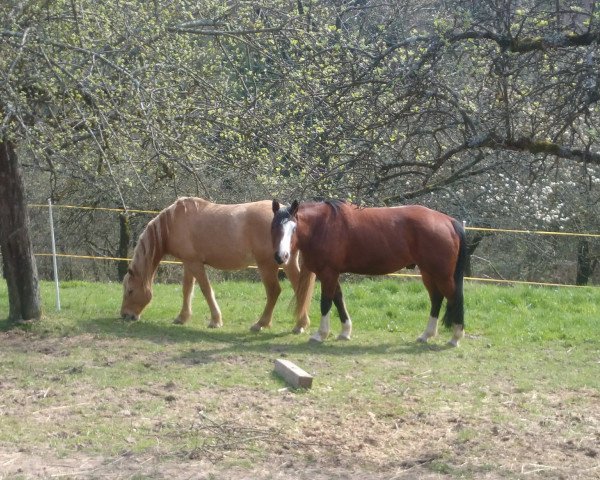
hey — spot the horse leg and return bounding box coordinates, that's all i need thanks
[333,282,352,340]
[448,322,465,347]
[189,263,222,328]
[444,293,465,348]
[282,253,310,333]
[417,271,443,343]
[174,264,195,324]
[310,271,339,343]
[435,274,465,347]
[250,263,281,332]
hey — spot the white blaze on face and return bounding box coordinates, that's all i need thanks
[276,219,296,264]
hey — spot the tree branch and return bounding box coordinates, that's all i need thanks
[495,137,600,164]
[380,130,600,203]
[167,25,286,36]
[378,29,600,67]
[504,31,600,52]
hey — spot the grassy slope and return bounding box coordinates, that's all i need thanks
[0,279,599,478]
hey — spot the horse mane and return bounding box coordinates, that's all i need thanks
[305,199,348,216]
[129,203,176,284]
[323,199,346,211]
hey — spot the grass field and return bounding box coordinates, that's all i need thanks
[1,277,599,479]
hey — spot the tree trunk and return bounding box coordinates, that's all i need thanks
[0,139,42,322]
[117,213,131,281]
[576,238,596,286]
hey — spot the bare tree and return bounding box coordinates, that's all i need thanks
[0,140,41,322]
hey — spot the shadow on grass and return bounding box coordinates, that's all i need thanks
[0,313,452,361]
[0,317,448,376]
[0,317,42,332]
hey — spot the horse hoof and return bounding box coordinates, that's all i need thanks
[337,334,351,341]
[173,317,188,325]
[208,322,223,329]
[309,331,328,343]
[416,336,428,343]
[250,323,264,332]
[447,339,460,347]
[292,326,305,334]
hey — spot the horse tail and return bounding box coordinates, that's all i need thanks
[442,219,467,329]
[293,259,316,321]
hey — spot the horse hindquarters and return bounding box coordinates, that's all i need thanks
[441,219,467,346]
[418,219,466,346]
[442,219,466,324]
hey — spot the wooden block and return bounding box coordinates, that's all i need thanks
[274,359,313,389]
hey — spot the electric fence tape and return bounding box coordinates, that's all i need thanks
[30,203,600,289]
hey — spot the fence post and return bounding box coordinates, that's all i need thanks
[48,198,61,311]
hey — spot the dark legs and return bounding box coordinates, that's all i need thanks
[309,267,464,346]
[310,273,352,342]
[418,270,464,347]
[417,278,443,343]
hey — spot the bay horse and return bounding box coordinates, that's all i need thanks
[120,197,310,332]
[271,200,467,346]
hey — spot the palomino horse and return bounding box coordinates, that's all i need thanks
[271,200,467,346]
[121,197,310,332]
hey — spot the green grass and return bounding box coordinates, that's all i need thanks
[0,278,599,478]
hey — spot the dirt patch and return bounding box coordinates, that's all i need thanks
[1,331,599,479]
[3,385,599,479]
[0,449,448,479]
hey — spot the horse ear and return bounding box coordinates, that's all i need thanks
[290,200,299,217]
[272,200,280,214]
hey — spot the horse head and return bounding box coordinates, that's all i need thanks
[271,199,299,265]
[120,267,152,320]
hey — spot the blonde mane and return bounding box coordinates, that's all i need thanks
[129,204,175,285]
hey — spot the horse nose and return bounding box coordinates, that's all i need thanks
[274,252,289,265]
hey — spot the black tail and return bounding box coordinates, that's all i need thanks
[442,219,467,329]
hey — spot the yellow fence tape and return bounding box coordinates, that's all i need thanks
[464,226,600,238]
[28,203,600,288]
[34,253,596,289]
[29,204,159,215]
